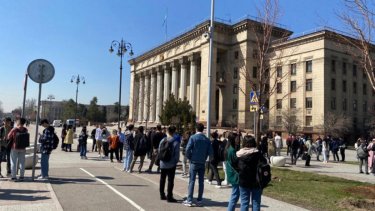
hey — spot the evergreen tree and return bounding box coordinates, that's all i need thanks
[87,97,101,122]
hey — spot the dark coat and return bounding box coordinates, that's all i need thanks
[237,148,266,189]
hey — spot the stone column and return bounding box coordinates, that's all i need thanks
[163,64,171,102]
[179,58,187,100]
[128,70,135,122]
[138,74,144,122]
[150,70,157,122]
[156,67,163,123]
[189,56,197,111]
[143,71,151,122]
[171,61,178,97]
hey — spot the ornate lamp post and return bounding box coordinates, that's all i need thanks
[109,39,134,128]
[71,75,85,131]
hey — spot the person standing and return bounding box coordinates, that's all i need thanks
[117,127,125,162]
[38,119,55,180]
[339,137,346,162]
[79,127,88,159]
[182,123,213,207]
[0,118,12,177]
[259,133,268,158]
[315,136,322,161]
[357,138,369,174]
[206,132,222,188]
[330,137,340,162]
[130,126,149,173]
[291,135,299,165]
[225,133,240,211]
[367,138,375,175]
[7,118,29,181]
[236,135,266,211]
[101,127,110,158]
[159,126,180,203]
[304,138,312,166]
[267,133,276,159]
[286,134,292,156]
[322,136,329,163]
[180,131,191,178]
[91,126,97,152]
[274,133,283,156]
[61,124,67,151]
[123,125,135,172]
[146,125,165,173]
[95,125,103,158]
[64,125,73,152]
[108,129,120,163]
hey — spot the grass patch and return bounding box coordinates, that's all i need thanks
[263,168,374,211]
[343,160,359,165]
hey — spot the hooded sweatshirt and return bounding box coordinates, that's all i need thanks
[236,147,266,189]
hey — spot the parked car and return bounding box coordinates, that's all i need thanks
[52,120,62,127]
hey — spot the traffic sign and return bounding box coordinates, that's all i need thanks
[250,91,259,105]
[250,105,258,112]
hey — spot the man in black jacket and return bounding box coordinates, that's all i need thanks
[206,132,221,188]
[129,126,149,173]
[38,119,55,180]
[146,125,165,173]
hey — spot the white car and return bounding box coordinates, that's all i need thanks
[52,120,62,127]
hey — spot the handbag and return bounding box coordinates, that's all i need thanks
[302,152,308,160]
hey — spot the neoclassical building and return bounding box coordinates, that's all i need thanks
[128,18,375,135]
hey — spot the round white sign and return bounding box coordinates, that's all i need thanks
[27,59,55,83]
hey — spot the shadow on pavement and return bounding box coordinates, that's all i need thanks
[0,189,50,201]
[49,177,96,185]
[201,198,269,208]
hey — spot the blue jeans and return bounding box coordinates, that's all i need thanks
[123,149,133,171]
[41,153,50,177]
[10,149,26,178]
[227,184,240,211]
[80,144,87,156]
[187,162,205,202]
[239,186,262,211]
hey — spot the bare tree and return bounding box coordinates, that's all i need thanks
[281,108,301,134]
[317,113,352,137]
[338,0,375,91]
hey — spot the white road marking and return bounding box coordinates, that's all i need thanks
[80,168,145,211]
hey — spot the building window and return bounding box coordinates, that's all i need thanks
[233,67,238,79]
[233,84,238,94]
[343,98,347,111]
[331,97,336,110]
[363,83,367,95]
[306,116,312,126]
[291,81,297,92]
[342,62,347,75]
[276,66,282,77]
[234,51,239,59]
[363,101,367,112]
[306,60,312,73]
[331,60,336,73]
[353,99,357,111]
[306,79,312,91]
[353,82,357,94]
[342,80,347,92]
[331,78,336,91]
[277,83,282,93]
[306,97,312,109]
[291,63,297,75]
[233,99,238,109]
[252,66,257,78]
[276,116,282,125]
[276,99,282,109]
[290,98,296,108]
[353,64,357,77]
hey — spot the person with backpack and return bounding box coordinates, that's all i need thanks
[123,125,135,172]
[236,135,268,211]
[183,123,213,207]
[357,138,369,174]
[0,117,12,177]
[367,138,375,175]
[225,132,240,211]
[146,125,165,173]
[206,132,222,188]
[158,125,180,202]
[130,126,149,173]
[78,127,88,159]
[291,135,299,165]
[7,118,29,181]
[38,119,56,180]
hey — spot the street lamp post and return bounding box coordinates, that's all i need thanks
[109,39,133,128]
[71,75,85,131]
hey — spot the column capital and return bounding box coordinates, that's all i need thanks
[188,52,200,62]
[162,63,170,70]
[170,60,179,69]
[179,56,188,65]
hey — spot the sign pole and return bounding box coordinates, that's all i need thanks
[32,82,42,181]
[21,73,28,118]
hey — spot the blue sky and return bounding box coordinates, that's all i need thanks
[0,0,345,112]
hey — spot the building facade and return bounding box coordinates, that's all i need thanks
[128,18,375,135]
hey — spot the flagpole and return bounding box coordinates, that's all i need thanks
[207,0,215,137]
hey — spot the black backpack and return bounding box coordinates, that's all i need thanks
[136,135,148,153]
[158,137,174,162]
[217,141,226,162]
[52,133,59,149]
[256,157,271,189]
[15,129,30,149]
